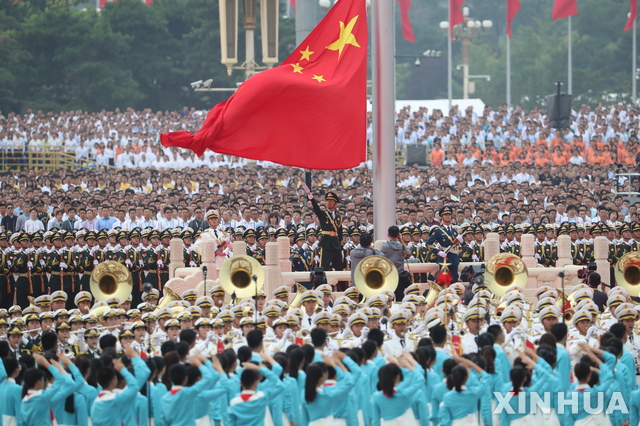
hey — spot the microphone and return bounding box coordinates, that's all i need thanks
[202,266,208,274]
[252,274,258,282]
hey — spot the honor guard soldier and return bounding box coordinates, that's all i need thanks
[427,206,463,282]
[0,236,10,309]
[291,232,312,273]
[61,231,79,308]
[29,231,46,296]
[253,231,268,265]
[125,229,144,305]
[142,230,162,291]
[9,232,31,308]
[458,226,475,263]
[74,229,93,293]
[303,184,344,271]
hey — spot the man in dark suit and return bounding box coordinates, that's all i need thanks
[303,184,343,271]
[587,272,608,312]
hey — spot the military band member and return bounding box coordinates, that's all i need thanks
[461,305,486,355]
[303,185,344,272]
[77,328,101,358]
[427,206,463,282]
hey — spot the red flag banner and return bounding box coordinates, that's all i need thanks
[625,0,637,32]
[396,0,415,42]
[451,334,462,355]
[449,0,465,40]
[161,0,367,170]
[506,0,520,39]
[552,0,577,20]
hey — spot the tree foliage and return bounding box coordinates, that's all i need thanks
[1,0,637,112]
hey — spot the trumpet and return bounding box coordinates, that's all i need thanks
[222,331,236,346]
[297,330,310,339]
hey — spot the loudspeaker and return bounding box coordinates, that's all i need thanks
[547,93,572,130]
[406,144,427,166]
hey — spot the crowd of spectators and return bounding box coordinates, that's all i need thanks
[0,102,638,236]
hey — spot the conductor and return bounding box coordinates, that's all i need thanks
[303,183,344,271]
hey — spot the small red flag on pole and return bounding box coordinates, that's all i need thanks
[449,0,465,40]
[506,0,520,39]
[552,0,577,21]
[625,0,637,32]
[396,0,415,42]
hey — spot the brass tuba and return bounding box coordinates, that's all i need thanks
[90,261,133,303]
[354,255,399,298]
[615,252,640,296]
[484,253,528,298]
[220,255,265,299]
[287,284,306,313]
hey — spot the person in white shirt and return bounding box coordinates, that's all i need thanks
[158,206,178,231]
[24,209,45,233]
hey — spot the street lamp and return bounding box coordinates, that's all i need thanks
[439,7,492,99]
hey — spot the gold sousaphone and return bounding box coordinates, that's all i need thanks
[484,253,528,298]
[90,261,133,303]
[220,255,265,299]
[354,255,399,298]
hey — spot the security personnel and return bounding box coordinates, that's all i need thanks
[427,206,463,282]
[303,185,344,271]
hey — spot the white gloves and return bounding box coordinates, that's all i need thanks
[139,260,145,267]
[302,243,309,250]
[157,260,164,268]
[93,260,99,266]
[586,325,596,340]
[361,326,370,340]
[339,328,352,339]
[205,330,215,344]
[40,260,46,267]
[456,235,464,244]
[472,255,480,262]
[283,329,293,339]
[27,261,33,269]
[125,259,133,268]
[60,262,68,269]
[437,251,447,258]
[189,261,198,267]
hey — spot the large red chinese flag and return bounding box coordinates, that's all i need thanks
[625,0,637,32]
[506,0,520,39]
[449,0,465,40]
[552,0,577,20]
[161,0,367,170]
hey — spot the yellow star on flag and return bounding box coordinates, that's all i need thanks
[326,15,361,59]
[291,63,304,74]
[312,75,326,83]
[299,46,314,61]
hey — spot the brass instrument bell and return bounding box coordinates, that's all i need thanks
[220,255,265,299]
[90,261,133,303]
[484,253,528,298]
[615,252,640,296]
[354,255,399,298]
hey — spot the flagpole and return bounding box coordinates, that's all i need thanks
[371,0,396,239]
[506,36,511,107]
[447,0,453,110]
[634,17,637,104]
[567,15,572,95]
